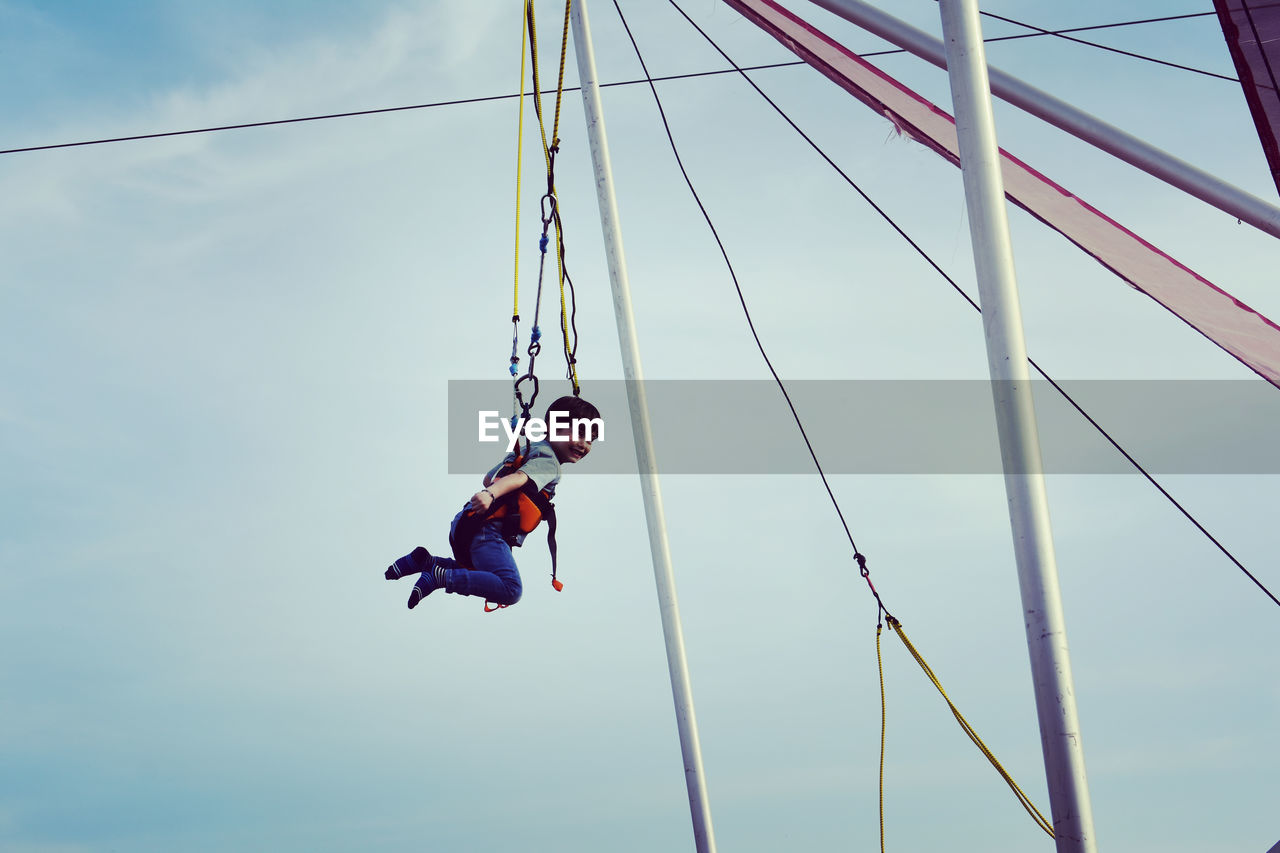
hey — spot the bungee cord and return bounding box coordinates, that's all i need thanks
[512,0,581,433]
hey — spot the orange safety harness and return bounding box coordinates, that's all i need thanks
[450,438,561,612]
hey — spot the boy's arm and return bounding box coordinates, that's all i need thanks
[482,457,521,486]
[471,471,529,513]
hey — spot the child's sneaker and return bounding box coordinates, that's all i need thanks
[385,546,432,580]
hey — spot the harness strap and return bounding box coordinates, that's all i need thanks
[450,474,563,611]
[502,478,560,591]
[548,511,561,591]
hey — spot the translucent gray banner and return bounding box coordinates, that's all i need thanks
[447,379,1280,475]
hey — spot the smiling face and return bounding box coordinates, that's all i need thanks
[549,425,593,464]
[543,396,602,466]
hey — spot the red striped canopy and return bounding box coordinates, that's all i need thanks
[726,0,1280,386]
[1214,0,1280,196]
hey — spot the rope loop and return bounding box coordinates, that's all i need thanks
[514,373,540,417]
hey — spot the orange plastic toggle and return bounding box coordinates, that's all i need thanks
[551,579,564,592]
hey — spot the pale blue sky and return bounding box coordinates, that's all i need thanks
[2,2,1278,851]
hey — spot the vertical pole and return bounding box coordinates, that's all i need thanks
[569,2,718,851]
[936,1,1098,850]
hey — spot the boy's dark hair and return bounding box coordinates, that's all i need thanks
[545,395,601,425]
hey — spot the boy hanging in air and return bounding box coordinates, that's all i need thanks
[385,395,601,609]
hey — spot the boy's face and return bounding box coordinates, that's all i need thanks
[549,417,595,464]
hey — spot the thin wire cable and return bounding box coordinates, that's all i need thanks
[1,92,520,156]
[990,11,1218,35]
[664,1,1280,609]
[975,8,1238,83]
[609,0,867,559]
[1,12,1238,158]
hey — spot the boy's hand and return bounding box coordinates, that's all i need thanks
[470,489,495,514]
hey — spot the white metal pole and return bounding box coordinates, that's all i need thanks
[807,0,1280,240]
[569,3,718,851]
[936,1,1098,850]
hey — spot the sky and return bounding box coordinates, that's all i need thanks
[2,1,1279,851]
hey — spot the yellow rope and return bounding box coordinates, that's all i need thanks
[552,0,578,392]
[876,623,887,853]
[552,0,572,147]
[526,0,553,181]
[513,3,529,319]
[886,616,1056,839]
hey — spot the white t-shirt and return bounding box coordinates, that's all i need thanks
[486,439,562,498]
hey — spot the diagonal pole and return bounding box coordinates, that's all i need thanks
[569,2,718,850]
[808,0,1280,239]
[936,0,1098,849]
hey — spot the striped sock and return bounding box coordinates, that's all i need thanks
[407,566,449,610]
[386,547,433,580]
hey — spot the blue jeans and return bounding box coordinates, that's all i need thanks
[435,510,523,606]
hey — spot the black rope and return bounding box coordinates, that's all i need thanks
[664,0,1280,610]
[973,8,1239,84]
[988,11,1219,35]
[541,193,582,391]
[0,74,791,157]
[610,0,868,567]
